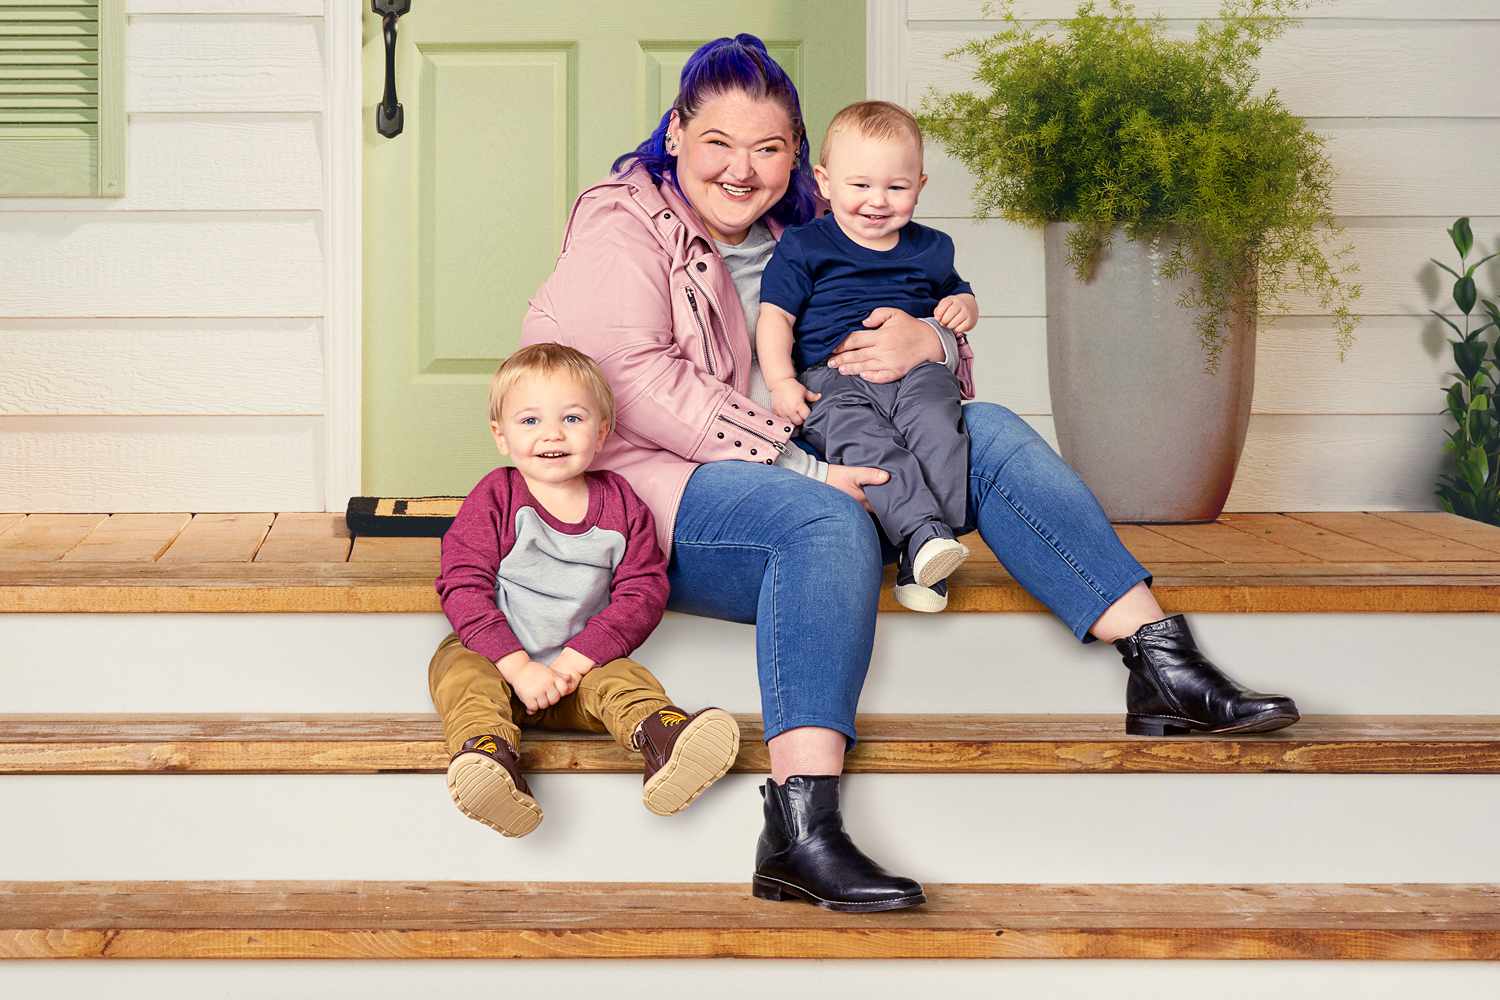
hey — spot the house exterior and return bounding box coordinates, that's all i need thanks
[2,4,1499,994]
[3,0,1494,513]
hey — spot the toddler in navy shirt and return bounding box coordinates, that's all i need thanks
[757,101,979,612]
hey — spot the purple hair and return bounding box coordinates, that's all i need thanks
[612,34,817,228]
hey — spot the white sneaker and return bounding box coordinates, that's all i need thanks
[894,577,948,613]
[911,536,969,588]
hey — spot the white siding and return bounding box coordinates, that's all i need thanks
[5,3,1496,512]
[901,1,1500,511]
[0,3,332,512]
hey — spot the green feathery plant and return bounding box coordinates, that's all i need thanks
[1432,218,1500,525]
[918,0,1360,372]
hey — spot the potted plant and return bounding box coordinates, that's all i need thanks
[919,0,1360,521]
[1431,218,1500,526]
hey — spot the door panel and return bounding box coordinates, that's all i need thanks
[363,2,866,496]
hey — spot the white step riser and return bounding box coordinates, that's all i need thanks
[3,962,1499,999]
[4,773,1498,883]
[4,612,1496,714]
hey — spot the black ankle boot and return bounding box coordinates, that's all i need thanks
[752,775,926,912]
[1115,615,1301,736]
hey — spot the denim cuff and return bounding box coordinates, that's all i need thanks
[760,714,859,749]
[1075,567,1155,645]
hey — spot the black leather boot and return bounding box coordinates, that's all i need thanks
[1115,615,1301,736]
[752,775,926,912]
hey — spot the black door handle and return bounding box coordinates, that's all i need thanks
[374,1,411,138]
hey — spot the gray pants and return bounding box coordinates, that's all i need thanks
[800,361,968,556]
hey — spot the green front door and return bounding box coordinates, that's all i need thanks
[362,2,866,496]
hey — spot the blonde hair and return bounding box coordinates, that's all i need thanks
[818,100,923,167]
[488,342,615,430]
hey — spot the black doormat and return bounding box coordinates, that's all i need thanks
[345,496,463,537]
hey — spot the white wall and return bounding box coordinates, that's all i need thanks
[0,0,338,512]
[888,0,1500,510]
[4,1,1496,512]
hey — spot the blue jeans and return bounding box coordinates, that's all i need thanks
[667,402,1153,744]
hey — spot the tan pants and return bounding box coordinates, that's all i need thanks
[428,632,670,756]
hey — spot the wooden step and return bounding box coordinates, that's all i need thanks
[3,714,1498,774]
[3,511,1500,613]
[2,881,1495,960]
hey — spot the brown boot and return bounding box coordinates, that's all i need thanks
[445,734,542,838]
[634,706,740,816]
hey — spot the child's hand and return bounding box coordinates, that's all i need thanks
[510,658,572,714]
[549,648,594,693]
[934,293,978,334]
[770,377,820,426]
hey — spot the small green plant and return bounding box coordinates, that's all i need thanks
[917,0,1360,372]
[1431,218,1500,526]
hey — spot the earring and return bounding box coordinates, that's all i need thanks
[666,137,679,155]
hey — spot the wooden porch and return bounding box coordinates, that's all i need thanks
[3,510,1499,614]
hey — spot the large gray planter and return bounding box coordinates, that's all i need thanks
[1044,223,1255,523]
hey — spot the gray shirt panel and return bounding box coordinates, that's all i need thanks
[495,505,627,665]
[714,222,829,483]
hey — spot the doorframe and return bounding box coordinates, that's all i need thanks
[324,2,363,511]
[323,1,901,510]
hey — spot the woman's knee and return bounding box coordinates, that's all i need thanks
[778,488,882,577]
[963,401,1047,474]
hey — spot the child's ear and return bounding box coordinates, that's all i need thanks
[489,420,510,457]
[917,172,928,195]
[597,419,611,446]
[812,164,832,200]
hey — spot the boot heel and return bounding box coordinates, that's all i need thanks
[751,876,789,902]
[1125,715,1193,737]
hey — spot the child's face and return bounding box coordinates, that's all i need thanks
[490,372,609,488]
[813,130,927,248]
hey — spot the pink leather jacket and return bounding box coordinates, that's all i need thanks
[521,163,975,557]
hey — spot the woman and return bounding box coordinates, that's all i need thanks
[515,35,1299,912]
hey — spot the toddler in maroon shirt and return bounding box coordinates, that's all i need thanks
[431,343,740,837]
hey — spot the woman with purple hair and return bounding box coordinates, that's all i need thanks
[518,33,1299,912]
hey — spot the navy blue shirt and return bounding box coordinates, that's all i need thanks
[760,216,973,372]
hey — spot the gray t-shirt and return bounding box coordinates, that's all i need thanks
[496,505,624,665]
[713,221,962,484]
[714,222,827,482]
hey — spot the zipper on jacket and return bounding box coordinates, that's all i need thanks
[683,284,717,377]
[719,412,787,454]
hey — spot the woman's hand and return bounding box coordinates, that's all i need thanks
[770,376,820,427]
[827,307,945,384]
[824,463,891,512]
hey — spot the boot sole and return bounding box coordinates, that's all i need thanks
[751,874,927,913]
[446,752,542,838]
[912,539,969,588]
[642,708,740,816]
[1125,708,1302,737]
